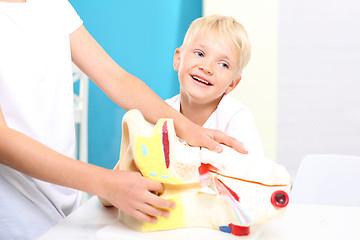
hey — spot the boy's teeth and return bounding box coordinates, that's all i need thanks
[193,76,210,85]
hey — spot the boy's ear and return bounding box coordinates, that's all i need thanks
[225,76,242,95]
[173,48,181,72]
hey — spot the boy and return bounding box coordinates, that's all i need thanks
[167,14,264,157]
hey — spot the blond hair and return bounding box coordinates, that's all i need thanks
[181,14,251,75]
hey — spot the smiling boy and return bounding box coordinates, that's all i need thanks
[166,14,264,157]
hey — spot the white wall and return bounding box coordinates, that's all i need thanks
[203,0,279,162]
[278,0,360,178]
[204,0,360,180]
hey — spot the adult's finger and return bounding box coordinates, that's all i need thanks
[139,202,171,219]
[145,189,176,210]
[209,130,248,154]
[146,178,164,195]
[130,209,158,223]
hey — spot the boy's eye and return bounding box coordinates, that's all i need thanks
[195,51,204,57]
[220,62,229,69]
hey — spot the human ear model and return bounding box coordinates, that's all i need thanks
[116,109,291,236]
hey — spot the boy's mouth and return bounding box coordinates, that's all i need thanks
[191,75,212,86]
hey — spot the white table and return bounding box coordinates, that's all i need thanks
[37,196,360,240]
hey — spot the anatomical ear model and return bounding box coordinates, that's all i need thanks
[115,109,291,236]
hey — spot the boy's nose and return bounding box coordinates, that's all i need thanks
[199,64,213,75]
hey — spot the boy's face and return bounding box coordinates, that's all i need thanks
[174,32,242,106]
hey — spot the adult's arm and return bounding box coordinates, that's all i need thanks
[0,106,174,223]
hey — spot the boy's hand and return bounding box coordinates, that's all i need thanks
[99,170,175,223]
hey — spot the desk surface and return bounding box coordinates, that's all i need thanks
[37,196,360,240]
